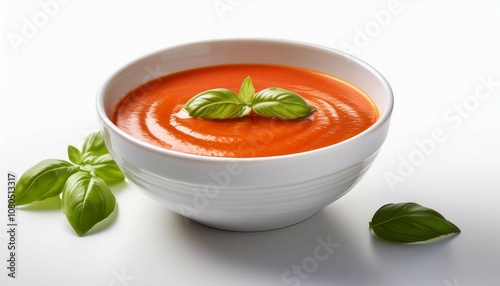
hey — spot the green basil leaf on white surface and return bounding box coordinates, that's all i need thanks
[62,171,116,236]
[81,131,108,157]
[67,145,83,165]
[82,154,125,184]
[369,202,461,243]
[15,159,79,206]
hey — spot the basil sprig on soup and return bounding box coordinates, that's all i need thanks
[183,76,316,120]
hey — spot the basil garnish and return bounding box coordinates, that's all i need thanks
[369,202,461,243]
[67,145,83,165]
[183,89,246,119]
[82,154,125,184]
[62,171,116,236]
[183,76,315,120]
[15,159,79,206]
[239,75,255,104]
[15,131,125,236]
[252,87,316,120]
[81,130,108,157]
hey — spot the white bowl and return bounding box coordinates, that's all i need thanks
[96,39,393,231]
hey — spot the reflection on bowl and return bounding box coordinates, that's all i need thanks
[96,39,393,231]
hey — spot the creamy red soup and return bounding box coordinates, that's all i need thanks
[113,64,379,157]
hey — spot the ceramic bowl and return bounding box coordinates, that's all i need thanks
[96,39,393,231]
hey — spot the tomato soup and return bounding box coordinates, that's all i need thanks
[113,64,379,157]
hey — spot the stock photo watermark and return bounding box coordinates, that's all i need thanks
[5,172,18,279]
[177,162,243,219]
[443,277,464,286]
[7,0,70,53]
[212,0,243,21]
[282,235,340,286]
[338,0,403,55]
[177,118,288,220]
[384,74,499,191]
[108,267,135,286]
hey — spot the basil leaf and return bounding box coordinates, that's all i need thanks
[369,202,461,243]
[15,159,78,205]
[67,145,83,165]
[82,154,125,184]
[81,131,108,157]
[238,105,252,118]
[183,76,315,120]
[239,76,255,104]
[62,171,116,236]
[183,88,245,119]
[252,87,316,120]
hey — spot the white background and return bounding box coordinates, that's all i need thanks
[1,0,500,285]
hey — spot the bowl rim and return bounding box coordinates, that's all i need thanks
[96,38,394,163]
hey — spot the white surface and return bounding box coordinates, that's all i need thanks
[1,0,499,285]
